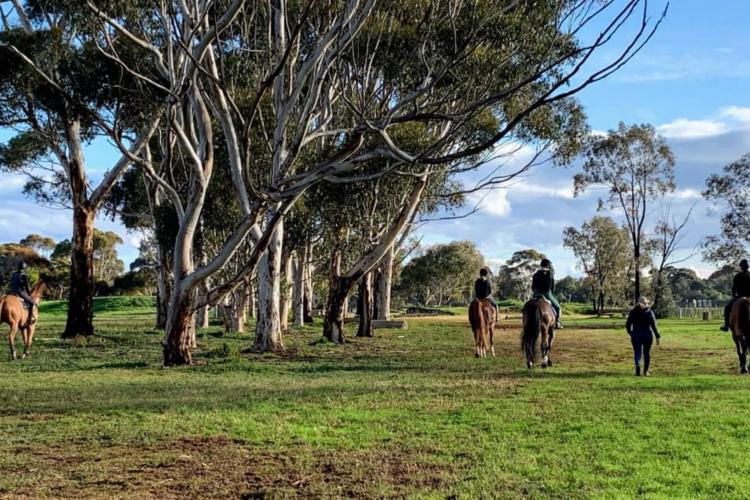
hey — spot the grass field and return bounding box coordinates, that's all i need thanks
[1,300,749,498]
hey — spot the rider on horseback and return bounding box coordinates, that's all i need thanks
[474,267,498,313]
[532,258,562,329]
[10,262,36,325]
[720,259,750,332]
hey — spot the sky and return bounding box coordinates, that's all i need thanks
[417,0,750,279]
[1,0,749,279]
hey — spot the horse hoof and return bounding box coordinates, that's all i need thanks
[547,359,553,367]
[527,362,533,369]
[743,368,748,375]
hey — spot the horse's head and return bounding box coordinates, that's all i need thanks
[30,281,48,302]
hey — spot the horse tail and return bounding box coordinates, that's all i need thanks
[739,299,750,339]
[521,299,539,362]
[469,299,486,348]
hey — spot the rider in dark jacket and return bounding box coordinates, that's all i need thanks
[626,296,661,376]
[721,259,750,331]
[10,262,36,324]
[474,267,497,313]
[532,259,562,328]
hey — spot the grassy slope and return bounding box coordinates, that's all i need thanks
[0,302,748,498]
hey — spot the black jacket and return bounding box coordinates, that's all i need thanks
[532,269,554,294]
[10,271,30,295]
[732,271,750,297]
[474,278,492,299]
[626,306,660,339]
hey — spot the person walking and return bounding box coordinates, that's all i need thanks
[626,296,661,376]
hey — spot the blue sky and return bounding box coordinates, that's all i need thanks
[1,0,748,279]
[419,0,750,278]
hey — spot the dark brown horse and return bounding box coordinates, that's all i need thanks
[469,298,496,358]
[521,296,556,369]
[1,281,46,360]
[729,297,750,373]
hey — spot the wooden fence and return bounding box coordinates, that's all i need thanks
[676,307,722,320]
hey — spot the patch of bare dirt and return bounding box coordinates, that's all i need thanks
[3,437,459,499]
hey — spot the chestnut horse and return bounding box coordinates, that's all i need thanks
[1,281,46,360]
[469,298,496,357]
[521,296,556,369]
[729,297,750,374]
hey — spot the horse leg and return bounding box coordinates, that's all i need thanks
[8,323,18,360]
[21,327,30,359]
[546,327,555,367]
[734,337,747,374]
[540,328,549,368]
[489,325,495,358]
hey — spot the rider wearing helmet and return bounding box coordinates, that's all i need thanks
[474,267,498,313]
[532,258,562,329]
[10,262,36,325]
[720,259,750,332]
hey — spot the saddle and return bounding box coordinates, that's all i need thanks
[531,293,550,304]
[10,293,32,310]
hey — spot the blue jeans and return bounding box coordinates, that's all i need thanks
[631,332,653,371]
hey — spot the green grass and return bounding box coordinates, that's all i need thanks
[1,303,748,498]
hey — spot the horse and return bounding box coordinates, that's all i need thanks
[521,295,556,369]
[1,281,46,360]
[469,298,496,358]
[729,297,750,374]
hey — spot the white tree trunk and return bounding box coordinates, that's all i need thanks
[196,279,210,329]
[375,246,394,320]
[188,313,197,349]
[248,280,256,319]
[292,249,305,327]
[303,245,315,322]
[253,218,284,352]
[223,287,249,333]
[280,251,293,331]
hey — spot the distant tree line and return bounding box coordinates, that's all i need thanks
[0,232,152,298]
[395,239,732,318]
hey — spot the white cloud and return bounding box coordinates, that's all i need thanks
[667,188,702,200]
[472,189,511,217]
[507,182,575,200]
[720,106,750,124]
[656,118,728,139]
[0,174,26,193]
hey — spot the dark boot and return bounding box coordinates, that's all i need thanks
[720,325,729,332]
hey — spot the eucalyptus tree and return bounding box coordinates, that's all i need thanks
[649,205,694,316]
[563,216,630,315]
[703,153,750,263]
[19,233,55,258]
[0,1,160,337]
[399,241,485,306]
[307,0,665,342]
[575,123,675,300]
[497,249,547,301]
[84,0,662,363]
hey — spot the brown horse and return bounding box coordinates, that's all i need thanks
[729,297,750,373]
[1,281,46,360]
[521,296,556,369]
[469,298,496,358]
